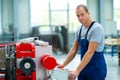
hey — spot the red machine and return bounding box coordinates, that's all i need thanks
[0,39,57,80]
[15,43,36,80]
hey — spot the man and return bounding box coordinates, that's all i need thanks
[58,4,107,80]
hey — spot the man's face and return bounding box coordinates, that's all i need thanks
[76,7,90,25]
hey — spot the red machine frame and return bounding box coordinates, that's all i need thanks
[15,43,36,80]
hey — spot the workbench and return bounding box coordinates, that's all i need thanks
[104,38,120,65]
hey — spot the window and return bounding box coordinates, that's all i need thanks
[114,0,120,30]
[30,0,49,26]
[30,0,87,33]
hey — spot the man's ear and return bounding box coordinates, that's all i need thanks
[88,12,90,15]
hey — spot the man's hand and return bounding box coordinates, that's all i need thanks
[57,63,64,69]
[68,70,78,80]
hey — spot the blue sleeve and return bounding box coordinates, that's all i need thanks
[90,26,104,43]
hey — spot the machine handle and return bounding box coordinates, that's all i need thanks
[40,54,57,70]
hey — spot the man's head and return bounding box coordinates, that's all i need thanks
[76,4,91,26]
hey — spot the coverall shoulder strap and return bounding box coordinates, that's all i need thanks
[78,21,95,39]
[78,25,83,39]
[85,21,95,39]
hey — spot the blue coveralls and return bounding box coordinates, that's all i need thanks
[78,22,107,80]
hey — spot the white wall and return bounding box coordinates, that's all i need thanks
[1,0,13,33]
[0,0,2,34]
[87,0,117,36]
[104,0,113,20]
[87,0,99,22]
[104,0,117,36]
[18,0,30,34]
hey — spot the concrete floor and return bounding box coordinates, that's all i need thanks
[52,52,120,80]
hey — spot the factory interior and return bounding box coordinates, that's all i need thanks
[0,0,120,80]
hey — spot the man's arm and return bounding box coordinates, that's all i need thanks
[75,41,99,75]
[62,41,79,67]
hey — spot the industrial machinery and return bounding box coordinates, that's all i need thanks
[0,38,58,80]
[0,44,7,80]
